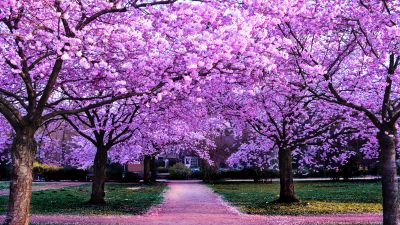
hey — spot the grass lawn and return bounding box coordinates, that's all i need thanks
[0,181,11,190]
[209,181,384,215]
[0,181,46,190]
[0,183,166,215]
[0,181,10,190]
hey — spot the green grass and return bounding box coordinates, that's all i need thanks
[0,181,12,190]
[209,181,384,215]
[0,181,46,190]
[0,181,10,190]
[0,183,166,215]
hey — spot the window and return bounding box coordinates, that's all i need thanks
[190,157,199,168]
[184,156,199,168]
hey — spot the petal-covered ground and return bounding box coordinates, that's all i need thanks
[0,181,381,225]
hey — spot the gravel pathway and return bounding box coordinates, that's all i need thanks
[0,181,382,224]
[0,182,87,196]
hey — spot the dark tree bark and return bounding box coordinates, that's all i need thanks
[253,168,261,183]
[143,155,151,184]
[150,156,157,182]
[377,127,399,225]
[89,146,108,205]
[5,127,36,225]
[277,147,299,203]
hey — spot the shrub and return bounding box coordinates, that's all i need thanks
[218,168,262,179]
[190,170,203,179]
[169,163,192,180]
[121,172,141,183]
[33,164,87,181]
[157,167,169,173]
[106,163,124,181]
[202,166,219,182]
[202,168,279,182]
[0,163,10,180]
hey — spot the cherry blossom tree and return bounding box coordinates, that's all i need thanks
[0,1,195,223]
[227,136,278,174]
[62,99,140,204]
[247,0,399,223]
[213,78,361,202]
[234,1,399,223]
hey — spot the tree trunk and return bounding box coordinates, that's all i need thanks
[150,156,157,182]
[143,155,151,184]
[377,129,399,225]
[5,127,36,225]
[253,168,261,183]
[89,146,108,205]
[277,147,299,203]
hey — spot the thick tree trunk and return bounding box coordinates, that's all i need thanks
[150,156,157,182]
[377,129,399,225]
[89,146,108,205]
[5,127,36,225]
[277,148,299,203]
[143,155,151,184]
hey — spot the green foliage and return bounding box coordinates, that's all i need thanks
[201,165,219,182]
[0,183,166,215]
[121,172,141,183]
[34,165,87,181]
[105,163,124,181]
[169,163,192,180]
[201,168,279,183]
[33,162,63,170]
[157,167,169,173]
[0,163,10,180]
[219,169,278,180]
[209,181,384,215]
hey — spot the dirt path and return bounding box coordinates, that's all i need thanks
[0,182,87,196]
[0,181,382,224]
